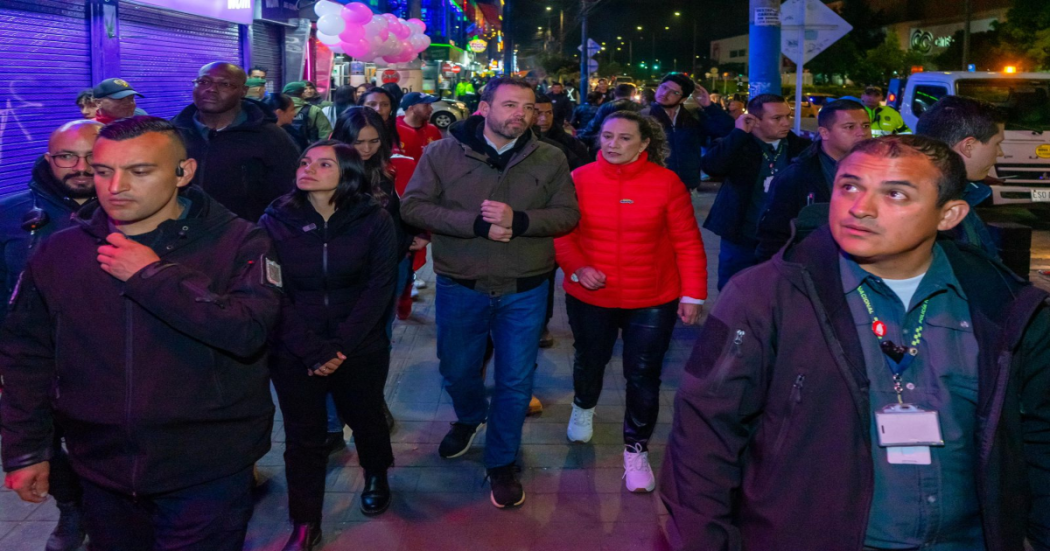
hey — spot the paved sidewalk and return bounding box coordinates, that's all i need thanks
[0,192,722,551]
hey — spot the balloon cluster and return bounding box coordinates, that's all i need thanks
[314,1,431,64]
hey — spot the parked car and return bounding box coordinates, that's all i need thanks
[429,100,469,130]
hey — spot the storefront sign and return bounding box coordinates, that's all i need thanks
[468,38,487,53]
[381,69,401,84]
[130,0,255,25]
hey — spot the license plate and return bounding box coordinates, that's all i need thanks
[1033,189,1050,202]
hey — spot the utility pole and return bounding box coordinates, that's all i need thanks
[580,0,590,93]
[560,9,565,53]
[748,0,782,96]
[691,18,698,76]
[962,0,972,69]
[503,0,514,74]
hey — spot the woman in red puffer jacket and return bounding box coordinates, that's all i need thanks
[555,110,707,493]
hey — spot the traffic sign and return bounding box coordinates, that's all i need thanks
[587,59,599,73]
[381,69,401,84]
[779,0,852,65]
[577,38,601,57]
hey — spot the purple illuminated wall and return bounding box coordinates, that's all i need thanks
[124,0,255,26]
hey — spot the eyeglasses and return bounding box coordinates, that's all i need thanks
[49,153,92,168]
[657,84,683,97]
[192,78,240,91]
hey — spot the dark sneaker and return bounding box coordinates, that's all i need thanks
[438,422,484,459]
[488,464,525,509]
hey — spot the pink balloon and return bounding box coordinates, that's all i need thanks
[343,38,371,58]
[392,21,412,39]
[341,2,373,25]
[379,28,390,41]
[382,13,399,24]
[407,18,425,33]
[339,24,366,42]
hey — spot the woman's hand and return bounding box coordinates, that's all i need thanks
[310,352,347,377]
[575,267,607,291]
[678,302,703,325]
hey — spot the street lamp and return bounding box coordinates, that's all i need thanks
[674,11,680,16]
[637,26,642,30]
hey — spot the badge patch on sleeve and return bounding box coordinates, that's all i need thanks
[261,255,283,289]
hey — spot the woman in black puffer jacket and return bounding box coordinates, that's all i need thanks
[259,140,397,550]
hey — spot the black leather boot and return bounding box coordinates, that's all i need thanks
[360,470,391,516]
[280,522,321,551]
[46,500,86,551]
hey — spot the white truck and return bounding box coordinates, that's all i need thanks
[887,71,1050,205]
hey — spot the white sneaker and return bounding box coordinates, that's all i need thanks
[566,404,595,443]
[623,443,656,493]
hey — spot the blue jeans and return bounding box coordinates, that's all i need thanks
[717,238,760,291]
[435,275,548,469]
[385,256,413,341]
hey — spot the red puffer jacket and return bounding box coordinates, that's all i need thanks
[556,151,707,309]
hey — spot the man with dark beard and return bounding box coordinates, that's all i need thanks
[0,119,102,551]
[401,77,579,509]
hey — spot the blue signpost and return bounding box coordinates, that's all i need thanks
[748,0,782,97]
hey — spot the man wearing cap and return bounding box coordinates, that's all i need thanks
[246,78,267,101]
[283,81,332,147]
[397,92,444,162]
[92,78,145,124]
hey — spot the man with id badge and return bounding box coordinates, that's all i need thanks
[662,135,1050,551]
[701,93,810,289]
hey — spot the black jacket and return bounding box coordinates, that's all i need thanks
[536,124,589,170]
[644,103,736,189]
[548,91,574,125]
[702,128,811,242]
[579,98,642,148]
[0,157,94,323]
[661,227,1050,551]
[0,186,281,495]
[259,193,397,370]
[172,99,300,222]
[755,142,832,261]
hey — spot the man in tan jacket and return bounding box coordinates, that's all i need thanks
[401,76,579,510]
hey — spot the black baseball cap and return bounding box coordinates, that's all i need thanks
[93,78,144,99]
[400,92,438,110]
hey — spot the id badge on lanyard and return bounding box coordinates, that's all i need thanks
[858,285,944,465]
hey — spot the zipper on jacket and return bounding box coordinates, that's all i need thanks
[791,374,805,403]
[732,329,746,357]
[322,220,330,308]
[124,299,139,497]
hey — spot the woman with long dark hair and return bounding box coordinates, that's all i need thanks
[357,87,416,157]
[260,140,397,550]
[555,111,708,493]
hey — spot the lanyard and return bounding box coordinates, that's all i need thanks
[856,283,929,403]
[762,141,785,174]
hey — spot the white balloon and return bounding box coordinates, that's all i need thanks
[317,14,346,36]
[313,0,342,17]
[369,14,388,30]
[316,31,341,46]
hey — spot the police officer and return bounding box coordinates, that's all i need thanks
[860,86,909,137]
[1,116,282,551]
[0,119,102,551]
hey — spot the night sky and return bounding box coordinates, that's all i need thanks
[514,0,751,70]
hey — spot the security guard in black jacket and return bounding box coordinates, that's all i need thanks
[0,117,282,551]
[0,119,102,551]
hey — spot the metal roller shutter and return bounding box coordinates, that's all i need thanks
[119,2,242,120]
[0,0,91,196]
[251,21,285,93]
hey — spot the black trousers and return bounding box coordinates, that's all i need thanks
[270,349,394,523]
[81,465,254,551]
[565,295,678,450]
[50,428,83,504]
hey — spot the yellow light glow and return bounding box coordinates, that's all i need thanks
[1004,65,1017,74]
